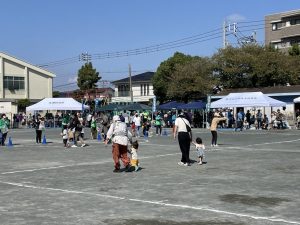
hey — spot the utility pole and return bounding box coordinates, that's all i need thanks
[129,64,133,103]
[223,21,227,49]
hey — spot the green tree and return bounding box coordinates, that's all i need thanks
[212,45,300,88]
[77,62,101,91]
[152,52,193,103]
[53,91,60,98]
[167,57,214,102]
[289,44,300,56]
[17,99,31,112]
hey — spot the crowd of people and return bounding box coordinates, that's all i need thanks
[1,106,299,172]
[207,108,291,131]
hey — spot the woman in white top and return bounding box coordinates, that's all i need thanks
[173,112,192,166]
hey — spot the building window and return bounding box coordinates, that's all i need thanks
[118,84,130,97]
[147,84,149,96]
[4,76,25,90]
[140,83,150,96]
[272,22,284,30]
[291,19,300,25]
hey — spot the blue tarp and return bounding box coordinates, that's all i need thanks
[179,101,206,109]
[157,101,185,110]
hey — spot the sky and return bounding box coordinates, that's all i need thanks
[1,0,299,91]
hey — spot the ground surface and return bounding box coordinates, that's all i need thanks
[0,128,299,225]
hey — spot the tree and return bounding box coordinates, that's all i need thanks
[212,45,300,88]
[152,52,193,103]
[17,99,31,112]
[53,91,60,98]
[167,57,214,102]
[289,44,300,56]
[77,62,101,91]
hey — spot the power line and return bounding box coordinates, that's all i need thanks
[38,20,274,68]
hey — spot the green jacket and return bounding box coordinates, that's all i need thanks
[155,115,162,126]
[0,118,9,133]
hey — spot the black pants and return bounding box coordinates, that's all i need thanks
[211,130,217,145]
[1,132,8,146]
[178,132,191,163]
[156,125,162,135]
[36,130,42,143]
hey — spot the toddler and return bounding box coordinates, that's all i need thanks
[130,140,140,172]
[61,125,69,148]
[192,137,205,165]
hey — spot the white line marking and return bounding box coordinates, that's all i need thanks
[1,181,299,225]
[0,152,181,175]
[245,139,300,147]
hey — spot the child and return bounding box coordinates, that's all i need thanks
[192,137,205,165]
[130,140,140,172]
[61,125,69,148]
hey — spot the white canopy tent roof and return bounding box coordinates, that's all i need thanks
[26,98,90,112]
[293,96,300,103]
[210,92,286,108]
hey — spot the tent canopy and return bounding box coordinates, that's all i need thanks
[179,100,205,110]
[122,103,151,111]
[157,101,185,110]
[210,92,286,108]
[293,96,300,103]
[26,98,90,112]
[97,103,122,112]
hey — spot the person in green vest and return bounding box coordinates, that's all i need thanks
[155,112,162,135]
[61,113,70,130]
[0,114,10,146]
[90,115,97,139]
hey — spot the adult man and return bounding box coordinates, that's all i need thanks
[155,112,162,135]
[105,115,132,172]
[256,109,263,129]
[235,109,244,131]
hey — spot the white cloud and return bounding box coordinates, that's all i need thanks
[67,76,77,83]
[226,13,246,23]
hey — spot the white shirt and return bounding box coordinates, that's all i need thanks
[175,117,191,132]
[131,147,138,160]
[106,121,132,146]
[133,116,141,126]
[62,129,68,140]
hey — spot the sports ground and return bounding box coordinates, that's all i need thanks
[0,128,299,225]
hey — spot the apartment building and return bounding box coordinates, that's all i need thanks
[265,9,300,51]
[111,72,154,103]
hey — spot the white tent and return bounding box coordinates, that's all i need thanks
[293,96,300,103]
[210,92,286,108]
[26,98,90,112]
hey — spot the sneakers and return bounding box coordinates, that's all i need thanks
[198,161,203,165]
[81,143,86,147]
[215,144,219,147]
[71,145,77,148]
[113,168,121,173]
[125,164,133,172]
[178,162,190,166]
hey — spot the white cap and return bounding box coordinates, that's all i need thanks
[113,115,120,122]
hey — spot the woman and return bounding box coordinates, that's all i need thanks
[173,112,192,166]
[210,112,226,147]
